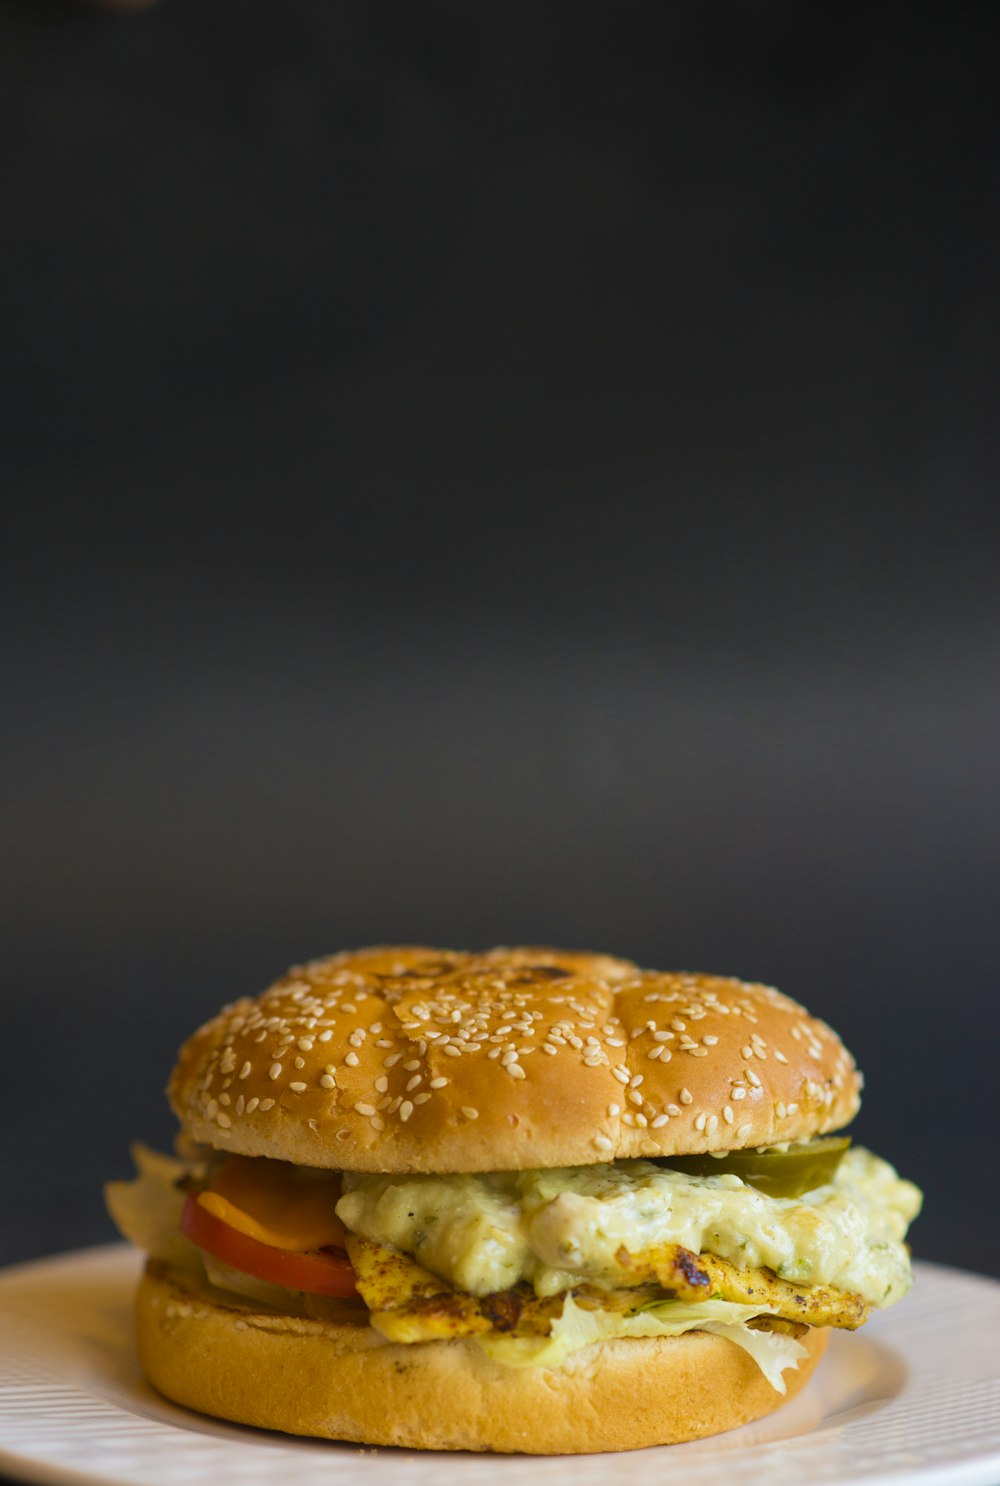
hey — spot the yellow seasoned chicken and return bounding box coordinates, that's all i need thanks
[345,1233,867,1344]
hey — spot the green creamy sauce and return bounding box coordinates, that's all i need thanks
[336,1147,922,1305]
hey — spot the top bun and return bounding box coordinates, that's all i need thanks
[169,946,862,1172]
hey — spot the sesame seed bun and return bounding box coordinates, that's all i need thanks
[168,945,862,1170]
[137,1260,828,1453]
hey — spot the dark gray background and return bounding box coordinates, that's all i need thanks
[2,0,998,1279]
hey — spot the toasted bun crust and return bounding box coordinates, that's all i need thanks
[169,946,861,1172]
[138,1261,828,1453]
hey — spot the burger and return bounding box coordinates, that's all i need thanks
[106,945,922,1453]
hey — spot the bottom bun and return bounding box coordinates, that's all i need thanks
[137,1260,829,1454]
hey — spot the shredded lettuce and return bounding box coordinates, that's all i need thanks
[476,1294,808,1392]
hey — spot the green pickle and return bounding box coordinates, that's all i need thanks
[657,1136,851,1198]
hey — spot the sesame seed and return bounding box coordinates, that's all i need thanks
[383,1053,401,1067]
[741,1045,754,1059]
[628,1090,643,1106]
[694,1113,707,1131]
[608,1103,621,1116]
[507,1063,526,1079]
[738,1122,753,1138]
[406,1074,422,1092]
[671,1019,687,1032]
[414,1092,431,1105]
[239,1061,252,1080]
[354,1102,376,1116]
[461,1106,479,1120]
[369,1022,383,1035]
[593,1134,614,1151]
[428,1076,449,1089]
[289,1081,307,1093]
[294,1056,305,1069]
[647,1045,664,1060]
[635,1112,648,1126]
[702,1035,718,1045]
[344,1052,359,1067]
[219,1093,231,1106]
[706,1113,719,1135]
[651,1113,670,1128]
[297,1038,313,1051]
[629,1074,644,1088]
[318,1030,333,1043]
[375,1039,393,1049]
[403,1059,420,1072]
[399,1100,414,1122]
[667,1103,681,1116]
[612,1067,630,1084]
[320,1074,336,1089]
[774,1049,788,1064]
[776,1100,787,1118]
[652,1030,673,1042]
[246,1097,259,1113]
[542,1044,557,1055]
[370,1115,385,1131]
[268,1063,282,1080]
[747,1069,762,1087]
[443,1045,462,1057]
[689,1046,709,1057]
[732,1086,746,1100]
[679,1088,693,1104]
[723,1105,734,1123]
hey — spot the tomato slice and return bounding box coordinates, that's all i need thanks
[181,1192,357,1297]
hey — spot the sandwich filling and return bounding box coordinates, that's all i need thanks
[337,1147,916,1303]
[107,1139,921,1393]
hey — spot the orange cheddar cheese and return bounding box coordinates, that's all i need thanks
[197,1156,346,1252]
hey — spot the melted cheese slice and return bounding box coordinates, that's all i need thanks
[198,1156,346,1252]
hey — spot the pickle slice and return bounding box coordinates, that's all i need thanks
[655,1136,851,1197]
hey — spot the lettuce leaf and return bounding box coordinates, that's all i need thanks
[476,1294,808,1392]
[104,1142,202,1270]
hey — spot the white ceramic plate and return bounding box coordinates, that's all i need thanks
[0,1247,998,1486]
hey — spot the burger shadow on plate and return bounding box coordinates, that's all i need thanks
[681,1329,910,1456]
